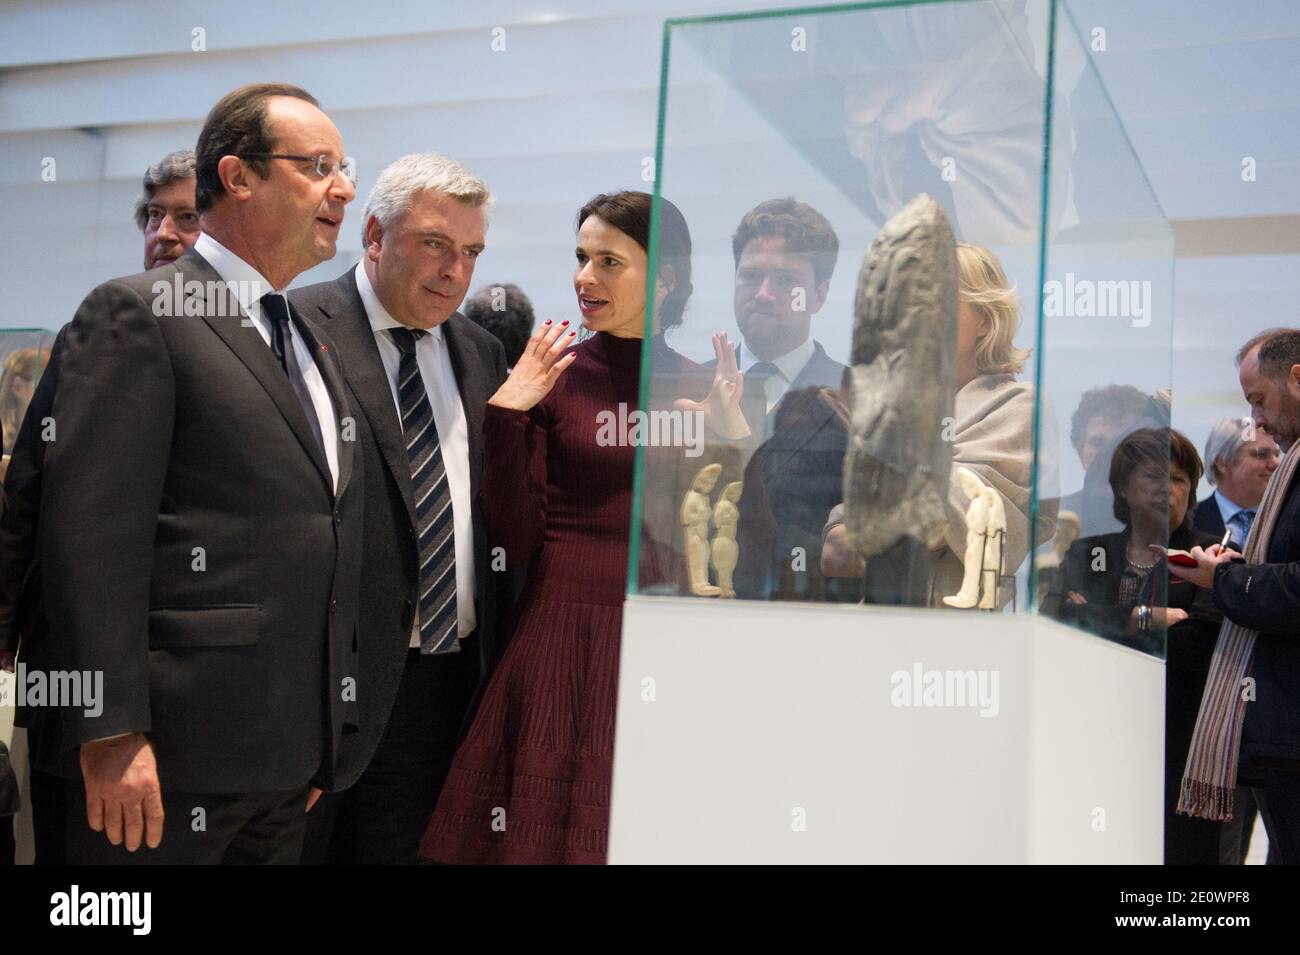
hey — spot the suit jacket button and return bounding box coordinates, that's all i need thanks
[330,599,338,614]
[334,510,342,525]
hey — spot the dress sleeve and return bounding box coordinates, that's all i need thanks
[481,401,548,573]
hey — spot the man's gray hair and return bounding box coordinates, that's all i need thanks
[361,153,492,245]
[1203,416,1252,486]
[133,149,197,231]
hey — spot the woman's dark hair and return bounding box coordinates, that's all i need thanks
[1108,427,1203,528]
[463,283,535,368]
[576,191,693,331]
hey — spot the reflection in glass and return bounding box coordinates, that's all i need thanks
[630,0,1174,659]
[0,334,54,459]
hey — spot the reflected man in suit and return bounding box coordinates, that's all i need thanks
[292,154,509,864]
[730,197,846,441]
[726,199,849,600]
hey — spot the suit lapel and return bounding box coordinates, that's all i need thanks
[787,341,843,393]
[442,315,488,503]
[179,250,336,496]
[290,304,353,500]
[309,271,419,531]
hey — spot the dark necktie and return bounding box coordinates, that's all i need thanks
[389,327,460,655]
[260,293,327,463]
[743,361,782,440]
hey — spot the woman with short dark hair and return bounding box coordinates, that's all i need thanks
[420,191,738,864]
[1048,427,1227,864]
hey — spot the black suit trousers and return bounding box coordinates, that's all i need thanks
[64,783,311,864]
[301,641,478,865]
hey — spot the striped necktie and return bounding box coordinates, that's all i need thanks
[389,327,459,655]
[1228,508,1256,548]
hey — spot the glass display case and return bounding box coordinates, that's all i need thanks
[628,0,1174,657]
[612,0,1172,863]
[0,329,56,462]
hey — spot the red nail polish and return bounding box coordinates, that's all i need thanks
[561,320,570,326]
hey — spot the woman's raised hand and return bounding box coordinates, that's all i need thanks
[488,319,578,412]
[673,331,751,440]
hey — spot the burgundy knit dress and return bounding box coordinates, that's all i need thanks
[419,330,699,865]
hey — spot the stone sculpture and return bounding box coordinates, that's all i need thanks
[843,193,959,565]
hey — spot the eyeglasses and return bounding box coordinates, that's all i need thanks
[1243,447,1281,462]
[243,153,357,184]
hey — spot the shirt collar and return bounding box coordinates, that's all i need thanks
[193,232,279,314]
[1214,488,1252,524]
[740,337,816,382]
[354,261,444,344]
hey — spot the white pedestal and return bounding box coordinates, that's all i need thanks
[609,596,1163,864]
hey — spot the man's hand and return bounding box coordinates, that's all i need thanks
[1157,543,1239,590]
[821,523,866,579]
[80,733,164,851]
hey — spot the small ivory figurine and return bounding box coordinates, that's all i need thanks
[978,485,1007,609]
[943,467,1006,609]
[682,463,723,596]
[710,481,744,598]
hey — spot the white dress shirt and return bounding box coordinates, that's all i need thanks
[739,337,816,413]
[355,262,477,645]
[194,232,340,492]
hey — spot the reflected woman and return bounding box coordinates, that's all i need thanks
[420,191,737,864]
[1045,427,1225,864]
[820,241,1050,606]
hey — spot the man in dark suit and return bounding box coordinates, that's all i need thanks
[0,148,203,865]
[722,199,849,599]
[292,154,509,864]
[728,197,847,442]
[1195,416,1279,548]
[24,83,363,864]
[1172,328,1300,864]
[1193,416,1281,865]
[0,421,18,865]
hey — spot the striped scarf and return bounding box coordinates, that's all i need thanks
[1178,436,1300,820]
